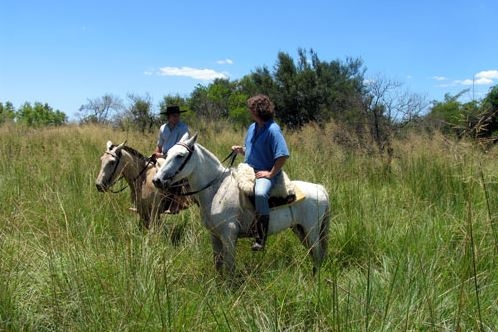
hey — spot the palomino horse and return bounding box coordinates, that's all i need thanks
[152,134,330,275]
[95,141,190,229]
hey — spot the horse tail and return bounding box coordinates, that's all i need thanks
[319,202,330,264]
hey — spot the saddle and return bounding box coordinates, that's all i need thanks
[233,163,302,208]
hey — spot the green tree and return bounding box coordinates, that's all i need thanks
[189,79,235,119]
[0,101,16,124]
[243,48,366,128]
[125,94,154,133]
[16,102,67,126]
[428,90,471,135]
[482,85,498,112]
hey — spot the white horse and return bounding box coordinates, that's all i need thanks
[95,141,191,229]
[152,134,330,275]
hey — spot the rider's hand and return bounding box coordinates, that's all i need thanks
[231,145,245,154]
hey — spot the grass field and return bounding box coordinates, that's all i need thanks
[1,123,497,331]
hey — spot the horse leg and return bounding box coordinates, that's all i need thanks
[221,238,237,276]
[293,223,323,274]
[137,204,151,229]
[216,222,239,275]
[211,234,224,272]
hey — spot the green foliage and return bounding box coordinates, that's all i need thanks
[118,94,154,133]
[428,87,498,141]
[244,48,366,128]
[483,85,498,111]
[0,101,16,124]
[428,90,480,134]
[15,101,67,126]
[189,79,249,127]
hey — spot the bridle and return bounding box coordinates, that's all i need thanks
[165,142,237,196]
[104,149,154,194]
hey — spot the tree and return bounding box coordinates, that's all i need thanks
[189,79,236,119]
[124,94,154,133]
[242,48,366,128]
[363,75,428,150]
[78,94,123,124]
[0,101,16,124]
[428,90,472,135]
[462,85,498,141]
[16,102,67,126]
[483,85,498,112]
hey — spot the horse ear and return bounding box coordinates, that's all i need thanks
[116,141,126,150]
[106,140,113,151]
[179,132,190,142]
[186,132,198,147]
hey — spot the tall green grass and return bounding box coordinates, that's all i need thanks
[1,123,497,330]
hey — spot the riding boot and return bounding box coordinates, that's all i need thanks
[252,215,269,251]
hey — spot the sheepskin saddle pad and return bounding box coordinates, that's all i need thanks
[233,163,300,208]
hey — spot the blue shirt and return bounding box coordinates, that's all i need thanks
[157,122,189,153]
[244,120,289,171]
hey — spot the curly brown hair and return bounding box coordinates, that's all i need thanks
[247,94,274,121]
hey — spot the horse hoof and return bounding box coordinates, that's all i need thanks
[251,242,265,251]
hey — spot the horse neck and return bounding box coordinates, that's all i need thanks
[187,144,225,192]
[120,151,145,185]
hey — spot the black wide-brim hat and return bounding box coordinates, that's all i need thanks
[161,105,187,115]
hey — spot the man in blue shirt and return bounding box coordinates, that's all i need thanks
[153,105,190,214]
[154,105,189,158]
[232,94,289,251]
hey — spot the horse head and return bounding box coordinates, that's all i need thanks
[152,133,197,190]
[95,140,127,192]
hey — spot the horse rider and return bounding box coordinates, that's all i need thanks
[232,94,290,251]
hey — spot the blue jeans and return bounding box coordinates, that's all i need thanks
[254,172,283,215]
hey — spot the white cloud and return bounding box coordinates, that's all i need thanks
[158,66,228,80]
[476,70,498,80]
[455,78,475,85]
[454,69,498,86]
[432,76,447,81]
[216,58,233,65]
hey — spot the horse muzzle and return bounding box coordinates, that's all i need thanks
[96,182,108,192]
[152,176,171,190]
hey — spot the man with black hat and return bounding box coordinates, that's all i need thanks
[153,105,189,158]
[153,105,190,214]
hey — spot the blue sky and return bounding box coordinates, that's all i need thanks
[1,0,497,120]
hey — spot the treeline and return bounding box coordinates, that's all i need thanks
[0,101,66,127]
[2,48,498,149]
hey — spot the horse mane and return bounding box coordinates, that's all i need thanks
[114,144,147,160]
[196,143,222,165]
